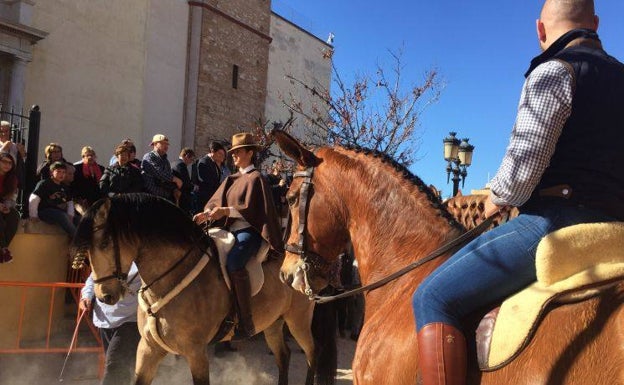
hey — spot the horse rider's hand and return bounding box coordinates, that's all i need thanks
[483,193,510,219]
[79,298,92,312]
[193,211,209,225]
[208,207,229,221]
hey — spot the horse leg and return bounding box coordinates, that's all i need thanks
[283,312,316,385]
[263,319,290,385]
[134,338,167,385]
[186,345,211,385]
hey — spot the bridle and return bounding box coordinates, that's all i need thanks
[283,166,497,304]
[284,166,337,299]
[75,223,199,289]
[89,224,129,284]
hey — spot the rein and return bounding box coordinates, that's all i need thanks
[314,215,495,304]
[286,163,497,303]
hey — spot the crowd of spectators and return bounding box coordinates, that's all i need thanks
[0,129,295,265]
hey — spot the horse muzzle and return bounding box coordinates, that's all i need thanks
[280,262,308,295]
[94,282,122,305]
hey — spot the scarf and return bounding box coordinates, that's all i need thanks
[82,162,102,181]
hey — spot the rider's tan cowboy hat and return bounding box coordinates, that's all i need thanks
[228,132,263,152]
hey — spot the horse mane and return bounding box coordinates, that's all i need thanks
[335,144,464,231]
[73,193,210,253]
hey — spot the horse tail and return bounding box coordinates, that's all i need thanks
[311,287,337,385]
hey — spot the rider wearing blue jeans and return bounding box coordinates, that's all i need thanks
[412,2,624,385]
[194,133,283,338]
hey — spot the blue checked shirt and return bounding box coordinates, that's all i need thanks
[141,150,175,198]
[490,60,574,207]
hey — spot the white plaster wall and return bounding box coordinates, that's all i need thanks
[23,0,188,164]
[266,12,332,142]
[142,0,189,158]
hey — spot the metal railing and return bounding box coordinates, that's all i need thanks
[0,104,41,217]
[0,280,104,376]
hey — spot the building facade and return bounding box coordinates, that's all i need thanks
[1,0,331,164]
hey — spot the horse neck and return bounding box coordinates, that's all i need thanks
[323,150,461,286]
[134,242,208,295]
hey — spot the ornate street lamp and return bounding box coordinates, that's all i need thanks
[443,132,475,197]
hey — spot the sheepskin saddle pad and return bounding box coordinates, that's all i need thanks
[476,222,624,371]
[208,228,270,297]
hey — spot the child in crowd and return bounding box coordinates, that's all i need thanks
[28,162,76,237]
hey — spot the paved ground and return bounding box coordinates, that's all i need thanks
[0,333,356,385]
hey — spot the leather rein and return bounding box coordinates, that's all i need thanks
[286,166,495,304]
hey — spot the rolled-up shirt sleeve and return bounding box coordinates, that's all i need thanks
[489,60,574,207]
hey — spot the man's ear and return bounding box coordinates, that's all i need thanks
[593,15,599,31]
[536,19,547,44]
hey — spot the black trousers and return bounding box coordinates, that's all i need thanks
[0,208,19,248]
[99,322,141,385]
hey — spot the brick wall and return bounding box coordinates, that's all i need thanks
[194,0,271,153]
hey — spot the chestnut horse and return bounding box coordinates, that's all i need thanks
[273,130,624,385]
[70,193,336,385]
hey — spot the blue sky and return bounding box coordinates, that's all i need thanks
[272,1,624,198]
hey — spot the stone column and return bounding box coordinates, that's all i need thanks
[7,56,26,111]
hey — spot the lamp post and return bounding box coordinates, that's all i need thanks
[443,132,475,197]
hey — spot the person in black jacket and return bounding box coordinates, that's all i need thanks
[172,147,195,215]
[192,141,226,210]
[99,145,143,196]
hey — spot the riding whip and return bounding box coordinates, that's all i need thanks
[58,308,87,382]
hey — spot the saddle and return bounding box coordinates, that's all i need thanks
[476,222,624,370]
[208,228,270,296]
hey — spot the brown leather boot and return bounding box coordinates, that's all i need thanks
[417,323,466,385]
[229,269,256,338]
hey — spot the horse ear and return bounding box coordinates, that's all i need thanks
[94,197,112,228]
[271,129,318,167]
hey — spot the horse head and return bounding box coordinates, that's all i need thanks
[272,130,350,296]
[71,197,134,305]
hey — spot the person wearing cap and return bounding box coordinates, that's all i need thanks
[28,161,76,237]
[193,132,283,338]
[141,134,182,202]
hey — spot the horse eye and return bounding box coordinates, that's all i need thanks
[99,239,109,249]
[286,194,298,207]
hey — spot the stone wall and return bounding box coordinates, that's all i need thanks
[193,0,272,154]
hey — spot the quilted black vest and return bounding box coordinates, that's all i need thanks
[522,29,624,220]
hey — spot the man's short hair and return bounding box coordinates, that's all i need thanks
[0,121,10,128]
[50,161,67,171]
[180,147,195,158]
[208,141,226,154]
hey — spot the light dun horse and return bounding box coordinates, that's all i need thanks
[273,130,624,385]
[71,193,336,385]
